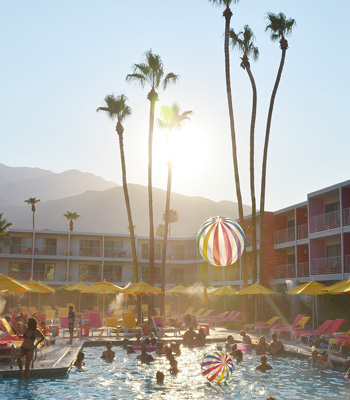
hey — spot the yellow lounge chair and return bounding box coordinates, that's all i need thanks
[42,306,53,312]
[21,306,30,316]
[112,310,123,319]
[58,307,69,318]
[45,310,56,322]
[29,306,39,315]
[194,308,205,317]
[0,318,15,335]
[121,313,142,337]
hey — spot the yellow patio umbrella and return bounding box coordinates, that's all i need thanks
[64,282,90,311]
[84,281,123,324]
[0,274,31,309]
[123,281,161,295]
[321,279,350,294]
[209,285,237,311]
[165,284,188,314]
[237,283,277,323]
[123,281,161,321]
[24,280,54,309]
[286,281,327,329]
[0,274,30,292]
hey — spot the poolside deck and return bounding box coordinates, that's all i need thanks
[0,326,348,378]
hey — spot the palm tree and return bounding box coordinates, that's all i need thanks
[126,50,178,316]
[96,94,141,322]
[0,213,13,247]
[230,25,259,283]
[156,224,165,238]
[24,197,40,230]
[162,208,179,238]
[208,2,248,312]
[259,12,296,284]
[157,104,192,317]
[63,212,81,232]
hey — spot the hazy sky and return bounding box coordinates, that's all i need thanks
[1,0,349,211]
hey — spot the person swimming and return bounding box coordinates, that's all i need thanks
[319,351,333,370]
[269,333,284,355]
[74,352,85,368]
[156,370,164,384]
[308,348,320,368]
[101,342,115,360]
[169,358,180,375]
[137,345,154,364]
[256,355,273,372]
[239,330,252,345]
[255,336,268,355]
[234,349,243,362]
[226,335,235,350]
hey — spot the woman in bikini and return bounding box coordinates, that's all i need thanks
[17,317,45,379]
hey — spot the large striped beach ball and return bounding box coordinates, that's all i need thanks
[197,216,245,267]
[201,350,234,383]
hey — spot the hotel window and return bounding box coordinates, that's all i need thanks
[34,263,55,281]
[105,241,124,257]
[9,262,31,280]
[104,265,122,282]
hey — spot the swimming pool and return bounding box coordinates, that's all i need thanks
[0,344,349,400]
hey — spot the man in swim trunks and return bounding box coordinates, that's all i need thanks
[68,306,75,345]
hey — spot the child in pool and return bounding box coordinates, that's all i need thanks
[256,355,273,372]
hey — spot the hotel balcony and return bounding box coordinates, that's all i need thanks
[297,262,310,278]
[297,224,309,240]
[274,227,295,245]
[309,210,341,234]
[274,263,296,279]
[310,256,342,275]
[345,255,350,274]
[343,208,350,227]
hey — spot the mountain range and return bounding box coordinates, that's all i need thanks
[0,164,251,237]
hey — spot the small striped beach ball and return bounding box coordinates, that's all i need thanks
[201,350,234,383]
[197,216,245,267]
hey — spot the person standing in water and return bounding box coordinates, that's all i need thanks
[17,317,45,380]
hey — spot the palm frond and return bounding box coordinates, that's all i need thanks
[208,0,239,7]
[163,73,179,90]
[266,12,296,40]
[126,72,147,88]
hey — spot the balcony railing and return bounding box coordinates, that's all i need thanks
[77,247,102,257]
[274,227,295,245]
[274,264,296,279]
[10,246,33,255]
[309,210,341,233]
[345,255,350,273]
[140,251,198,261]
[104,250,127,258]
[34,245,57,256]
[79,271,101,282]
[297,224,308,240]
[344,208,350,227]
[311,256,342,275]
[297,262,309,278]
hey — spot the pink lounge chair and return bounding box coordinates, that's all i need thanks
[270,314,306,338]
[297,320,334,342]
[215,311,242,327]
[201,311,229,325]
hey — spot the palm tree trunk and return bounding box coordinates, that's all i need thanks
[223,5,247,317]
[160,156,172,317]
[147,92,157,318]
[245,62,258,283]
[70,220,73,232]
[259,45,286,285]
[118,131,141,323]
[32,209,35,230]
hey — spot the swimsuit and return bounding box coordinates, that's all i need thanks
[20,330,36,354]
[68,311,75,332]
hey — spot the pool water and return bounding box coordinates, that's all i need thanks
[1,344,350,400]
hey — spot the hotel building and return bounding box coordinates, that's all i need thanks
[0,179,349,288]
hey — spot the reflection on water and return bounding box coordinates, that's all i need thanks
[0,344,350,399]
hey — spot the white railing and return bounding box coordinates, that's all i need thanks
[311,256,342,275]
[297,262,309,278]
[343,208,350,226]
[274,227,295,245]
[345,254,350,273]
[309,210,340,233]
[297,224,308,240]
[274,264,296,279]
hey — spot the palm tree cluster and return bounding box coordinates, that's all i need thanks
[97,52,192,320]
[209,2,295,319]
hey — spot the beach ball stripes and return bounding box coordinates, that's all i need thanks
[201,351,234,383]
[197,216,245,267]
